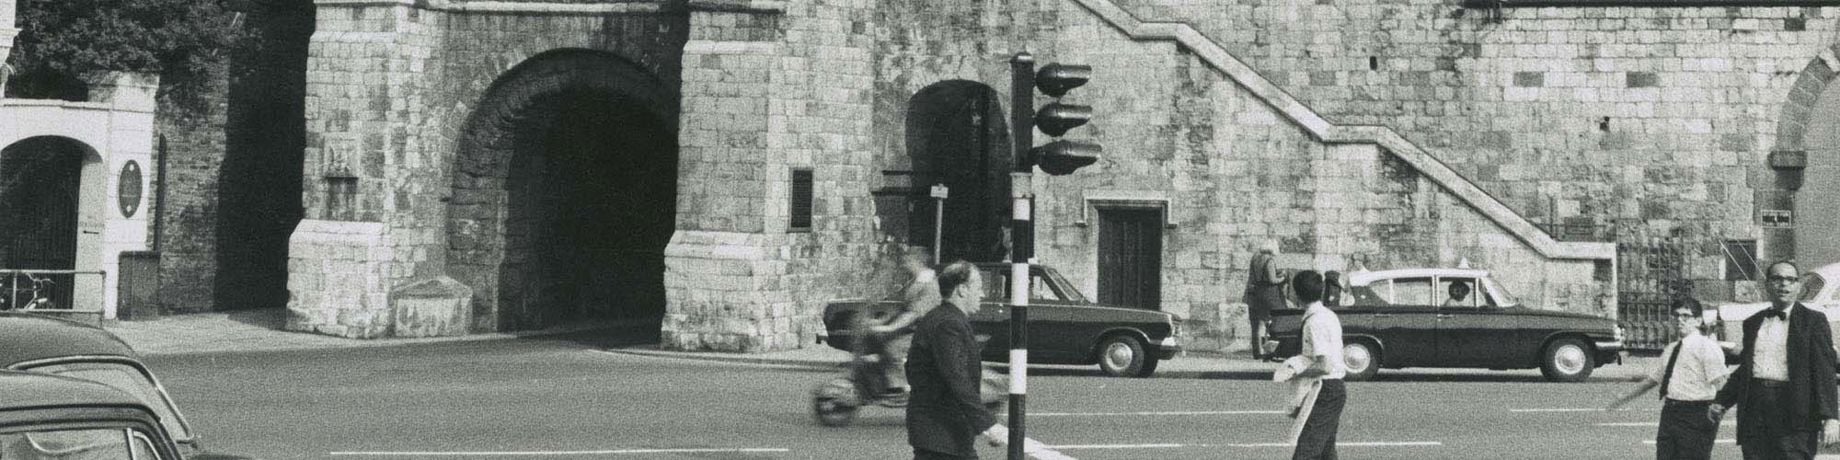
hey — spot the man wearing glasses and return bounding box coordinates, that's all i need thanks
[1712,261,1839,459]
[1607,298,1727,459]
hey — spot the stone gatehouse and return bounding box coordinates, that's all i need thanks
[280,0,1840,352]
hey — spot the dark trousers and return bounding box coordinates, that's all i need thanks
[914,448,973,460]
[1293,379,1346,460]
[1738,380,1820,460]
[1656,399,1719,460]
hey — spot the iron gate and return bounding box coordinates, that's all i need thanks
[1616,238,1720,352]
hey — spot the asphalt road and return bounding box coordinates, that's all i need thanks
[147,331,1740,459]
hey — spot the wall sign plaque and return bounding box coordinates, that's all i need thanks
[119,160,142,218]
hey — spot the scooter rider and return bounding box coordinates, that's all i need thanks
[870,247,941,399]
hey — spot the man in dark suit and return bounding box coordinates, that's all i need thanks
[906,261,1004,459]
[1712,261,1840,459]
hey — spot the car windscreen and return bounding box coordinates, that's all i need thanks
[1481,277,1517,307]
[21,361,192,442]
[1801,272,1826,303]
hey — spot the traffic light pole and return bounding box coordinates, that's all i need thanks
[1006,51,1034,460]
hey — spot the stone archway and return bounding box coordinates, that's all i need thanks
[1773,47,1840,267]
[448,49,679,333]
[906,81,1011,263]
[0,135,106,311]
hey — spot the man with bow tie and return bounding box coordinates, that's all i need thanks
[1712,261,1840,459]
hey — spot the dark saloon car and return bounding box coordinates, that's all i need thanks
[0,370,188,459]
[0,312,249,459]
[821,263,1182,377]
[1265,268,1623,382]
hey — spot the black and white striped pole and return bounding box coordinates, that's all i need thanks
[1006,51,1035,460]
[1008,50,1101,460]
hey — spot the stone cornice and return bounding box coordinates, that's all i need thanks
[1073,0,1615,261]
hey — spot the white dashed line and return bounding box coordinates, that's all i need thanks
[1047,441,1441,449]
[329,448,792,456]
[1511,408,1629,413]
[1032,410,1286,417]
[1640,439,1735,445]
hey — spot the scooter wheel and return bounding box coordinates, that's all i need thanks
[813,395,859,427]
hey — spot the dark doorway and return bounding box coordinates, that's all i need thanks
[906,81,1010,263]
[1096,207,1163,309]
[0,137,86,310]
[493,88,676,331]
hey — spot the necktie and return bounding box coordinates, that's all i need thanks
[1659,343,1682,401]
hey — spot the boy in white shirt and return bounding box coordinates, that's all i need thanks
[1608,299,1728,460]
[1289,270,1345,460]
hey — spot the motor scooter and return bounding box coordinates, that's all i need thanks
[811,313,1006,427]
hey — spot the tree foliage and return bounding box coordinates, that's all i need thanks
[9,0,245,103]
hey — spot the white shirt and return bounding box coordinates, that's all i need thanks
[1300,301,1346,380]
[1646,334,1728,401]
[1753,306,1791,382]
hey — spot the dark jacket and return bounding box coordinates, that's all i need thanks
[906,302,997,457]
[1714,303,1839,436]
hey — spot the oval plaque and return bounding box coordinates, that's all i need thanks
[118,160,143,218]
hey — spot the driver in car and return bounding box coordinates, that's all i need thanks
[1442,281,1473,307]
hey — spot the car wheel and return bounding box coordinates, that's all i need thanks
[1096,335,1150,378]
[812,378,859,426]
[1343,340,1380,381]
[1540,338,1595,382]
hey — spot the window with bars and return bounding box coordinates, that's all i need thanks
[790,169,813,232]
[324,177,358,221]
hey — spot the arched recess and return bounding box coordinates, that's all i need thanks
[0,136,106,311]
[906,81,1011,263]
[1773,48,1840,267]
[447,49,679,333]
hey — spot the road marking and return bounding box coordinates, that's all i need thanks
[329,448,792,456]
[1641,440,1735,445]
[1032,410,1286,416]
[1048,441,1440,449]
[1511,408,1628,413]
[1598,421,1731,427]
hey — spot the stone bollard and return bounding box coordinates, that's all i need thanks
[389,276,473,338]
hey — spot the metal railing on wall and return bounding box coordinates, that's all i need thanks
[0,268,106,325]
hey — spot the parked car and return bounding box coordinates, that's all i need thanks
[821,263,1182,377]
[1264,268,1624,382]
[0,312,249,459]
[0,370,188,459]
[1705,261,1840,357]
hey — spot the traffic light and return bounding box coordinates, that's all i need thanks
[1014,59,1102,176]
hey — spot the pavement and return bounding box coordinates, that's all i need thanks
[103,309,646,356]
[100,309,1661,380]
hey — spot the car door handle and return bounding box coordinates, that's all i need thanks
[1435,314,1452,319]
[1374,313,1393,318]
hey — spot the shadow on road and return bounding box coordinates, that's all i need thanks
[512,320,662,349]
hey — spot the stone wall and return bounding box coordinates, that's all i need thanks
[1112,0,1836,258]
[662,0,884,352]
[153,68,228,314]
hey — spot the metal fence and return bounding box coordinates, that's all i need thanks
[1615,239,1720,353]
[0,268,106,324]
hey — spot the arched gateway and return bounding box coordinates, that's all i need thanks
[448,50,679,332]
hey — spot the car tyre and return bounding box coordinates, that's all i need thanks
[1096,335,1150,378]
[1539,337,1595,382]
[1343,340,1380,381]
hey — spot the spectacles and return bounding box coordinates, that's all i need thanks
[1766,276,1801,283]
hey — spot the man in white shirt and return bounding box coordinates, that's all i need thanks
[1608,299,1728,460]
[1712,261,1840,460]
[1290,270,1345,460]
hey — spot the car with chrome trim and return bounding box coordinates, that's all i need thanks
[1264,267,1623,382]
[0,370,189,459]
[820,263,1182,377]
[0,312,251,459]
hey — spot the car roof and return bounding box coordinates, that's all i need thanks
[0,370,148,410]
[1346,268,1490,286]
[0,312,139,367]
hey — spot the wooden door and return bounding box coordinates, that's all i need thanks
[1096,208,1162,309]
